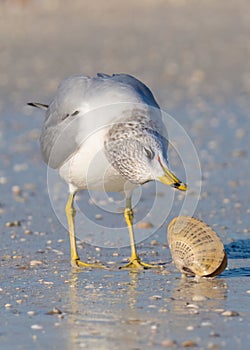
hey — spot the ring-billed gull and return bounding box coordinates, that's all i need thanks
[28,73,187,269]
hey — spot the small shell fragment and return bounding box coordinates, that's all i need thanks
[31,324,43,330]
[168,216,227,278]
[221,310,239,317]
[46,307,62,315]
[136,221,153,229]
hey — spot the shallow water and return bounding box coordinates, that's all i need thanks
[1,1,250,349]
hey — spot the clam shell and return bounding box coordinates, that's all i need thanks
[168,216,227,277]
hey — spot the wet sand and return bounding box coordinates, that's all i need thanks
[0,1,250,349]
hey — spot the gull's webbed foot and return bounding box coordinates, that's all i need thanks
[71,258,107,269]
[119,256,161,270]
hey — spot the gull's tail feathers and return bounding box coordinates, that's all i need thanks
[27,102,48,110]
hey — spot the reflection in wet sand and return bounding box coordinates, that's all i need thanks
[171,277,228,314]
[63,270,230,348]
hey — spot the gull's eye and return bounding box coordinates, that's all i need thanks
[143,147,154,160]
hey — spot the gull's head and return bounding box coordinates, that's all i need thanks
[136,130,187,191]
[104,121,187,191]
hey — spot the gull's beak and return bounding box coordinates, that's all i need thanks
[158,157,188,191]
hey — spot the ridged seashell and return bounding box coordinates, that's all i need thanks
[168,216,227,277]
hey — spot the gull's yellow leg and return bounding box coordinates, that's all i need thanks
[66,192,105,268]
[120,198,159,269]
